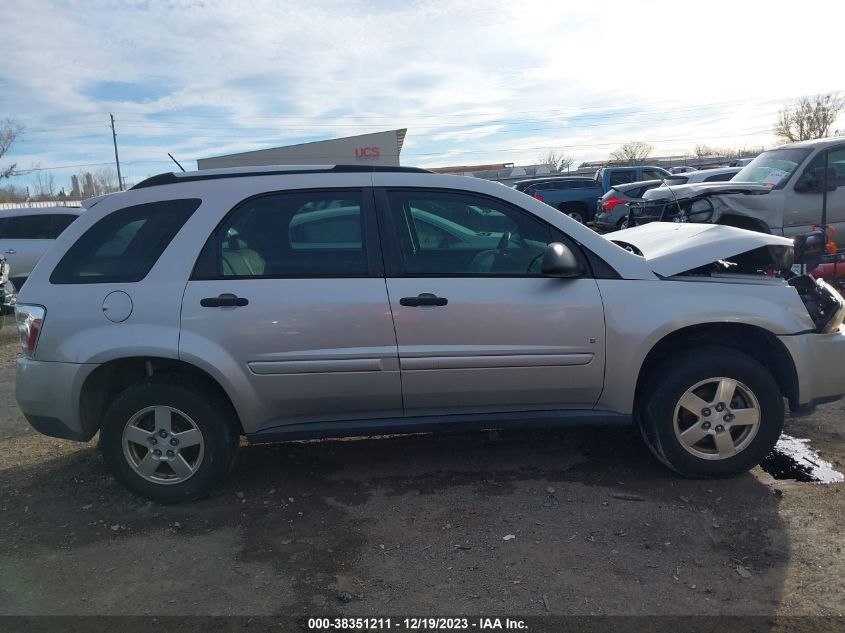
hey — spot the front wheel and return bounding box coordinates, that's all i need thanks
[100,376,239,503]
[639,348,783,477]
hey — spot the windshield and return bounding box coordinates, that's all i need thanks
[733,148,812,189]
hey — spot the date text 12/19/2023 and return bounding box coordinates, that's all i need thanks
[307,617,529,630]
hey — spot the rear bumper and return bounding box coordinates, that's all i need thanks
[779,325,845,408]
[16,358,99,442]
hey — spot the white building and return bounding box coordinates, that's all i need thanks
[197,129,407,169]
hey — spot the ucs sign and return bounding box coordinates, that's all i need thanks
[354,147,380,158]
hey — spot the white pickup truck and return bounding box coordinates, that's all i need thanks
[630,138,845,246]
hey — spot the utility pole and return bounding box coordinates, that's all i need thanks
[110,113,124,191]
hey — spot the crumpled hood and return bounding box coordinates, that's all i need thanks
[606,222,793,277]
[642,181,771,201]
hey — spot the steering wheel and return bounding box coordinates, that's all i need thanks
[496,231,512,251]
[496,230,529,252]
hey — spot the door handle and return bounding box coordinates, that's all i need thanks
[4,249,15,254]
[200,294,249,308]
[399,293,448,307]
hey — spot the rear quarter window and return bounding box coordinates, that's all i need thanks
[50,199,200,284]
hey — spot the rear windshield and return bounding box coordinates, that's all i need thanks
[50,199,200,284]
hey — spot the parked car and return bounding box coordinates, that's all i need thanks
[14,165,845,502]
[669,166,697,174]
[663,167,742,185]
[0,254,15,316]
[0,206,85,289]
[511,177,588,193]
[518,167,675,224]
[729,158,755,167]
[593,180,665,231]
[594,165,674,189]
[521,177,603,223]
[628,139,845,245]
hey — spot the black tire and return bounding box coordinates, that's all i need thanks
[616,216,629,230]
[100,375,239,503]
[559,205,585,224]
[639,347,783,477]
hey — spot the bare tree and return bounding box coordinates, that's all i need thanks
[609,141,653,165]
[93,167,120,194]
[775,93,844,142]
[33,167,56,199]
[0,185,27,203]
[537,150,575,173]
[0,119,24,180]
[693,144,714,159]
[82,172,96,198]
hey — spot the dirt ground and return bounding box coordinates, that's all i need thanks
[1,316,844,618]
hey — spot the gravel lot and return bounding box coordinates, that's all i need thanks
[0,315,844,617]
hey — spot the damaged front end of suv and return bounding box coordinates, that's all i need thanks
[627,182,773,229]
[609,222,845,336]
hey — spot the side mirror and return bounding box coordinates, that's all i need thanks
[796,166,838,193]
[793,230,827,271]
[541,242,584,278]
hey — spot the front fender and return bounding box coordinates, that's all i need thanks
[596,278,813,413]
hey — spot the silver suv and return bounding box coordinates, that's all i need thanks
[14,165,845,503]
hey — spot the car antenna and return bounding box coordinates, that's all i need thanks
[627,172,684,228]
[657,172,684,222]
[168,153,186,172]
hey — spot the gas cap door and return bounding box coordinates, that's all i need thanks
[102,290,133,323]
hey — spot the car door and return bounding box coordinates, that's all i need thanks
[180,188,401,430]
[0,214,53,285]
[786,146,845,242]
[376,188,606,416]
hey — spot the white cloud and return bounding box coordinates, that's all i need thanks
[2,0,844,188]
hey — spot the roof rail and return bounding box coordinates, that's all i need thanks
[130,164,432,190]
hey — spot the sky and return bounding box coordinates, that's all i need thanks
[2,0,844,193]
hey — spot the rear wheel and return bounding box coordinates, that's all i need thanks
[560,204,585,223]
[100,376,239,503]
[639,348,783,477]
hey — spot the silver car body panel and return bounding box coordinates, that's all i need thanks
[595,277,818,413]
[181,278,402,431]
[385,277,606,415]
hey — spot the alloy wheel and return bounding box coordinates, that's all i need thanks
[122,406,205,484]
[672,377,761,460]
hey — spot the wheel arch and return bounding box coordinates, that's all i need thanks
[79,356,244,438]
[716,214,771,234]
[634,322,799,412]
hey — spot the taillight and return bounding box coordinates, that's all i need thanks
[533,192,545,202]
[603,197,626,211]
[15,304,46,359]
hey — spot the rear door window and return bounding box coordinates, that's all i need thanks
[197,190,370,279]
[50,199,200,284]
[642,169,668,181]
[609,170,637,186]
